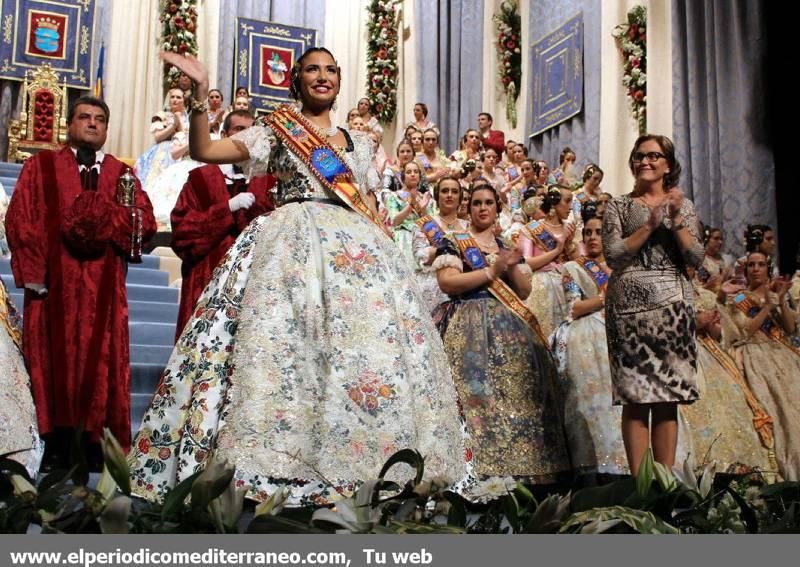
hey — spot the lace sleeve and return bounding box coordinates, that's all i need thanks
[348,130,380,199]
[231,125,275,178]
[432,236,463,272]
[412,224,435,268]
[676,197,704,268]
[602,197,633,271]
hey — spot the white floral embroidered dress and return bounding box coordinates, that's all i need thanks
[128,124,465,505]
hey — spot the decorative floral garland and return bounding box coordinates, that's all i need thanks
[492,0,522,128]
[160,0,199,89]
[366,0,399,124]
[612,5,647,134]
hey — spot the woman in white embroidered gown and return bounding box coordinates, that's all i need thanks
[0,281,43,478]
[128,48,465,506]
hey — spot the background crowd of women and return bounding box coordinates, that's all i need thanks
[3,59,800,502]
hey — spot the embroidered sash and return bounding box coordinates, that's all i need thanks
[525,219,558,252]
[416,215,447,248]
[452,232,550,348]
[698,334,777,472]
[733,291,799,354]
[576,256,609,294]
[266,105,391,238]
[417,153,433,171]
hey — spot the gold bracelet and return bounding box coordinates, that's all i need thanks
[484,267,495,282]
[189,97,209,113]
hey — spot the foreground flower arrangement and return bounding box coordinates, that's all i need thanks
[160,0,199,88]
[365,0,400,124]
[612,5,647,134]
[2,431,799,534]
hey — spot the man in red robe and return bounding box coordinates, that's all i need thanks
[7,96,156,465]
[477,112,506,157]
[170,110,275,340]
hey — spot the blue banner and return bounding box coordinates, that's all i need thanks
[234,17,318,114]
[529,13,583,138]
[0,0,95,88]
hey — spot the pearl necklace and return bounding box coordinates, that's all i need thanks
[303,115,339,138]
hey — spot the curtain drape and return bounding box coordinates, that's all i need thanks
[415,0,485,155]
[671,0,775,253]
[323,0,369,130]
[103,0,163,159]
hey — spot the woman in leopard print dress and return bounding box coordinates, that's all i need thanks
[603,134,704,476]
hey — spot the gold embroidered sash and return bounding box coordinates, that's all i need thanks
[732,291,799,354]
[525,219,568,263]
[452,232,550,348]
[266,105,391,238]
[576,256,609,294]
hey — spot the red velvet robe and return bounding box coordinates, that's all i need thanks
[482,129,506,157]
[170,165,275,341]
[6,146,157,451]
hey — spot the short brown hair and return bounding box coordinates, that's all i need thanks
[628,134,681,189]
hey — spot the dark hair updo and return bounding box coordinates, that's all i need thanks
[744,224,772,253]
[703,225,721,246]
[581,201,599,225]
[468,180,503,213]
[541,184,566,214]
[582,163,604,182]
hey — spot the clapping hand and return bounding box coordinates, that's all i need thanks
[492,248,520,278]
[665,187,684,218]
[770,276,793,299]
[646,202,664,230]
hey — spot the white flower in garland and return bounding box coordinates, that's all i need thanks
[612,4,647,134]
[492,0,522,127]
[365,0,400,123]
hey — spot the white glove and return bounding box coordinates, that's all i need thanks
[25,283,47,295]
[229,192,256,212]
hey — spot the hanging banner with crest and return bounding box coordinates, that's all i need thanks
[234,17,318,115]
[0,0,96,88]
[528,13,583,138]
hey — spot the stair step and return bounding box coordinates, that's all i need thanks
[129,321,176,345]
[0,163,22,176]
[1,255,165,274]
[129,300,178,324]
[131,362,165,394]
[131,343,173,365]
[126,283,178,303]
[4,279,179,305]
[126,267,169,286]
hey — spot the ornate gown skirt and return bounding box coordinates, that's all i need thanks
[147,159,203,231]
[0,318,43,478]
[681,341,773,474]
[437,293,570,488]
[732,342,800,481]
[552,311,628,476]
[128,202,465,505]
[524,269,567,340]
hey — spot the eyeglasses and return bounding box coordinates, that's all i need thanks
[632,151,666,163]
